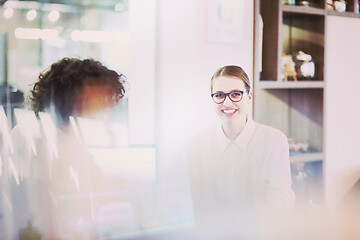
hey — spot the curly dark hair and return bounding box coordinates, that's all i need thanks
[30,57,126,126]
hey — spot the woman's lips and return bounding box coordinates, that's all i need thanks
[221,108,237,116]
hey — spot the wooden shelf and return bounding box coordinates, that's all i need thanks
[281,4,326,15]
[256,0,328,204]
[282,13,325,81]
[290,152,323,164]
[327,10,360,18]
[257,81,324,89]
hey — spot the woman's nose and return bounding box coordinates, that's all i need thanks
[222,95,233,105]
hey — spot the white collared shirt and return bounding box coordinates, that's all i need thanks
[187,118,295,231]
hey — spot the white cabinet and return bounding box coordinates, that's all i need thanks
[324,16,360,208]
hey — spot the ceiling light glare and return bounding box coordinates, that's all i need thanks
[26,9,37,21]
[71,30,113,43]
[14,28,59,41]
[4,8,14,19]
[114,3,125,11]
[48,10,60,22]
[71,29,81,41]
[14,28,41,39]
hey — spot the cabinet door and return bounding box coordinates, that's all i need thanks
[325,16,360,208]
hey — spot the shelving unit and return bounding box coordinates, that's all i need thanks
[282,4,326,15]
[257,81,324,89]
[327,0,360,17]
[254,0,359,205]
[290,152,323,164]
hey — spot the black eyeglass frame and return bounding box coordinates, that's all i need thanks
[211,90,249,104]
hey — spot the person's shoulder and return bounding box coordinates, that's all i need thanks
[253,120,287,141]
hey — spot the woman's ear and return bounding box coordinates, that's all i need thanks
[247,92,253,103]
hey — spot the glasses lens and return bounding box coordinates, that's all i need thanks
[212,92,225,103]
[229,91,243,102]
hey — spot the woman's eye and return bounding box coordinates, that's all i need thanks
[215,93,224,98]
[231,92,241,97]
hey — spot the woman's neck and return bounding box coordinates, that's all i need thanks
[222,116,247,140]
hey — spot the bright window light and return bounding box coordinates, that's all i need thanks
[41,28,59,40]
[39,112,59,159]
[14,109,41,156]
[69,166,80,192]
[15,27,41,40]
[88,148,156,180]
[45,36,66,48]
[110,123,129,147]
[69,116,82,143]
[77,117,111,147]
[14,27,59,41]
[114,3,125,11]
[4,8,14,19]
[70,30,130,43]
[9,157,20,185]
[0,106,14,153]
[70,29,81,41]
[114,32,131,43]
[26,9,37,21]
[48,10,60,22]
[70,30,113,43]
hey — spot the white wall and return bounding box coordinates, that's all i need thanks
[325,16,360,208]
[156,0,254,176]
[128,0,156,145]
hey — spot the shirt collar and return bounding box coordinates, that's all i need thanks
[216,117,256,152]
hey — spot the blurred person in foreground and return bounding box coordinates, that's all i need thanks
[9,57,126,239]
[187,65,295,239]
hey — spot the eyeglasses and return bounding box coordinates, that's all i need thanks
[211,90,249,104]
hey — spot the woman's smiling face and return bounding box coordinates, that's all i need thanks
[211,75,252,125]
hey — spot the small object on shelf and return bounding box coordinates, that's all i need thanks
[298,143,310,152]
[356,0,359,13]
[281,54,297,81]
[283,0,296,4]
[327,0,335,10]
[281,51,315,81]
[334,0,346,12]
[294,51,315,80]
[295,0,316,6]
[288,138,309,152]
[298,0,310,6]
[292,162,308,182]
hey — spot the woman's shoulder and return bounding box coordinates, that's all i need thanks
[253,121,287,142]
